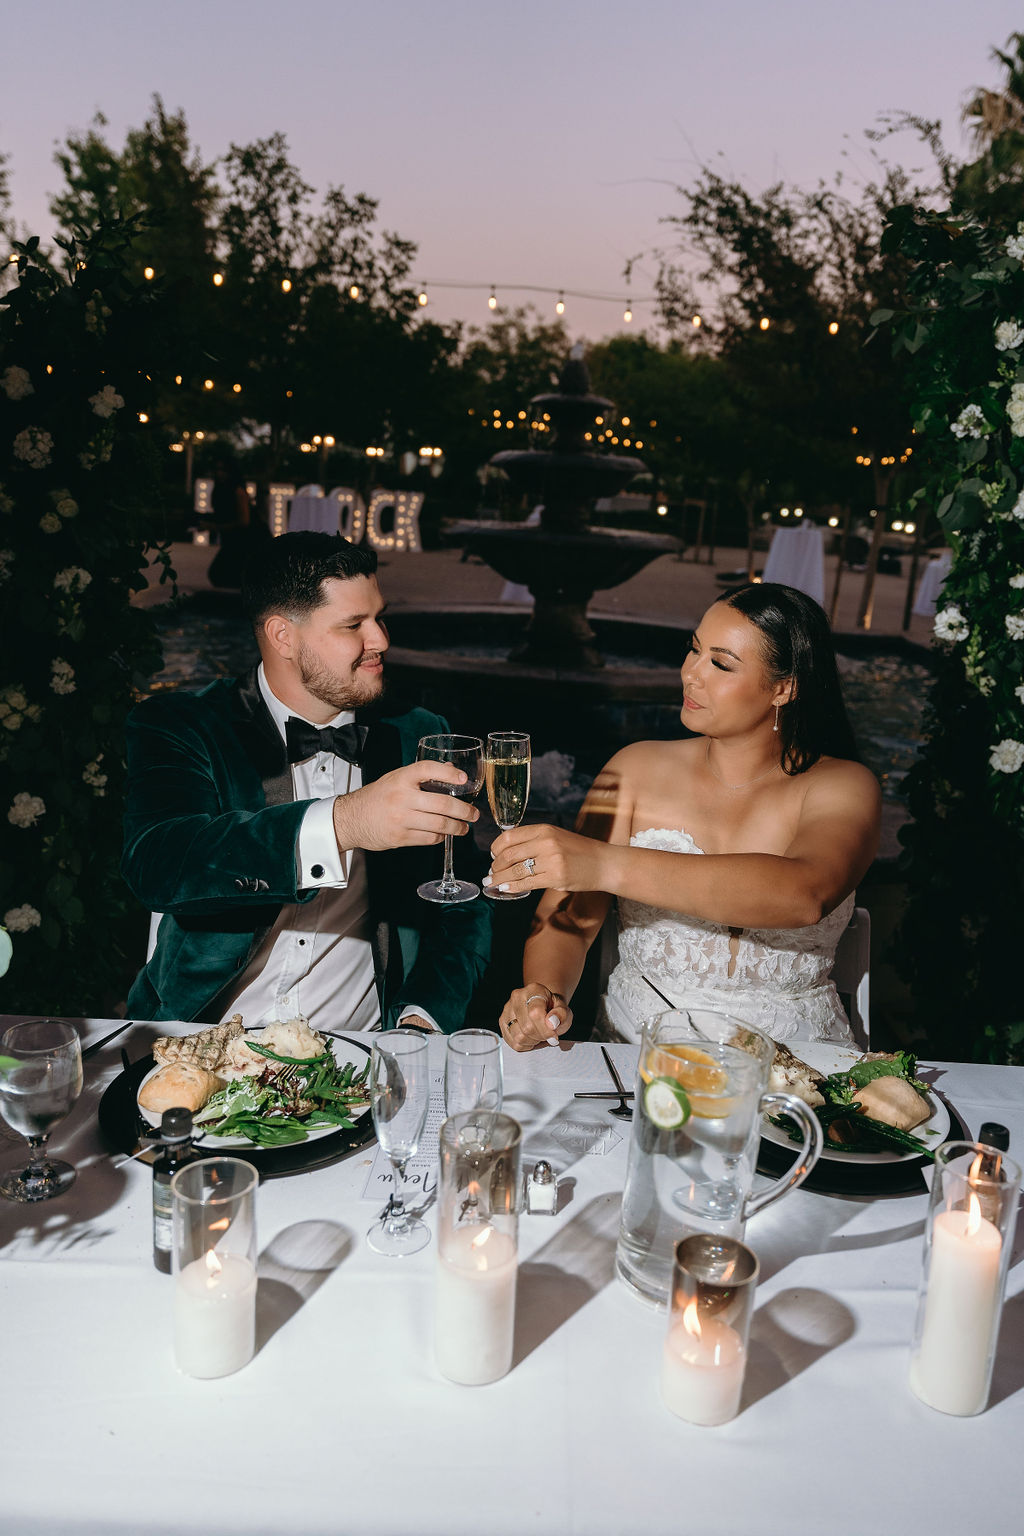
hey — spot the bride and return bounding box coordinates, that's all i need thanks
[491,583,880,1051]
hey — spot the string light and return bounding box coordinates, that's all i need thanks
[213,272,224,287]
[203,379,214,391]
[143,267,155,280]
[623,306,633,322]
[692,314,702,328]
[828,321,839,335]
[488,288,497,310]
[759,317,770,331]
[349,284,360,299]
[281,278,292,293]
[232,383,242,393]
[138,413,148,423]
[828,516,839,528]
[556,292,565,315]
[417,290,428,306]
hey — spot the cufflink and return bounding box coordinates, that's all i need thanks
[311,864,325,879]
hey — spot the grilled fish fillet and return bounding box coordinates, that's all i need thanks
[732,1029,826,1108]
[152,1015,244,1073]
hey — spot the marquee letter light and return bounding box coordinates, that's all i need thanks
[366,489,424,552]
[268,484,296,537]
[325,486,367,545]
[193,478,213,514]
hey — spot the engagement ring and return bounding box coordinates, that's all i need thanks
[525,994,547,1005]
[523,857,536,875]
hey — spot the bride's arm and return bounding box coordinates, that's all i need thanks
[492,758,880,930]
[497,763,634,1052]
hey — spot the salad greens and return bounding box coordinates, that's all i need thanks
[773,1050,938,1159]
[194,1041,371,1147]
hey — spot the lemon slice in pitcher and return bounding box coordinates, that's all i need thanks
[643,1077,692,1129]
[640,1043,731,1118]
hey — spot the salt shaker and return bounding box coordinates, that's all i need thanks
[525,1159,558,1215]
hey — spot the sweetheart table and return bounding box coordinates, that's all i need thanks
[0,1017,1021,1536]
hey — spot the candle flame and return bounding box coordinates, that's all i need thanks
[969,1151,985,1183]
[204,1248,223,1287]
[470,1225,493,1251]
[209,1217,230,1231]
[966,1191,983,1237]
[682,1298,702,1341]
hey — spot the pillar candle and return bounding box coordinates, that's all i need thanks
[661,1313,745,1426]
[173,1250,257,1379]
[435,1224,517,1386]
[910,1203,1003,1416]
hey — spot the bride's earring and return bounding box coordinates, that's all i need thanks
[773,704,780,733]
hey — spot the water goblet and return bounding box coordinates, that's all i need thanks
[367,1029,432,1256]
[0,1018,84,1202]
[444,1029,504,1118]
[416,733,484,904]
[484,731,531,902]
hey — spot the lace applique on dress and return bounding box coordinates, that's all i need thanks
[600,827,855,1046]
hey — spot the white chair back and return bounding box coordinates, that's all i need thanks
[146,911,163,964]
[831,904,871,1048]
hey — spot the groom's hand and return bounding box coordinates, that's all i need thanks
[333,761,479,853]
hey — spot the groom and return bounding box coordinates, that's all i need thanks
[122,531,491,1031]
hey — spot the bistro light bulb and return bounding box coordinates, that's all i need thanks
[623,306,633,322]
[828,516,839,527]
[759,317,770,331]
[138,413,149,423]
[349,284,360,298]
[905,521,916,534]
[143,266,155,280]
[657,504,668,516]
[174,375,183,386]
[556,293,565,315]
[324,435,335,447]
[780,508,790,517]
[418,290,428,306]
[232,383,241,393]
[892,520,904,531]
[692,314,702,327]
[488,289,497,310]
[203,379,214,391]
[828,320,839,335]
[213,272,224,287]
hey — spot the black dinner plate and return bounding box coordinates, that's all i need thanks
[97,1038,376,1179]
[755,1094,970,1197]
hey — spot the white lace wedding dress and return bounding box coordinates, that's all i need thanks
[598,827,855,1046]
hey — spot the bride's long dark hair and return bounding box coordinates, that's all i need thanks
[716,583,860,774]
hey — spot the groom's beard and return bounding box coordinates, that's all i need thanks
[296,639,386,712]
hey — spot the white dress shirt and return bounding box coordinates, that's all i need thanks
[217,665,436,1032]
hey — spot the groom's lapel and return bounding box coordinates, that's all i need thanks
[229,666,292,806]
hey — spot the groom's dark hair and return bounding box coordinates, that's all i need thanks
[242,531,378,635]
[716,583,860,774]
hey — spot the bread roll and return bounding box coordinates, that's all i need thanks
[138,1063,221,1116]
[853,1076,931,1131]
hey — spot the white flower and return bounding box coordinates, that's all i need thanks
[12,426,54,468]
[1013,490,1024,521]
[50,489,78,520]
[1006,614,1024,639]
[50,659,75,695]
[1016,683,1024,703]
[3,904,41,933]
[1,365,34,400]
[995,320,1024,351]
[1006,225,1024,260]
[1011,574,1024,589]
[950,403,986,439]
[990,738,1024,773]
[7,792,45,828]
[934,605,970,643]
[1009,384,1024,437]
[88,384,124,419]
[53,566,91,593]
[39,511,61,534]
[83,755,107,796]
[83,293,111,334]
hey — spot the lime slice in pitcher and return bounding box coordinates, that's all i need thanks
[643,1077,692,1129]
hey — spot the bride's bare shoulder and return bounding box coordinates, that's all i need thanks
[599,738,700,782]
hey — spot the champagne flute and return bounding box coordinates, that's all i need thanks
[0,1018,84,1202]
[367,1029,432,1256]
[417,733,484,904]
[484,731,531,901]
[444,1029,504,1118]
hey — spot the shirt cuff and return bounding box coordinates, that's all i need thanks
[397,1006,441,1033]
[296,798,348,888]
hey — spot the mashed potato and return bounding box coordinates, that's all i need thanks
[220,1017,327,1079]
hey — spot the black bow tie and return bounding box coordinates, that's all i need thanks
[285,716,368,766]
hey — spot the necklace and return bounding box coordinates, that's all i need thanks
[704,739,782,790]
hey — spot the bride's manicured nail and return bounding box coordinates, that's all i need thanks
[482,871,493,886]
[498,882,511,892]
[545,1035,559,1047]
[547,1014,559,1029]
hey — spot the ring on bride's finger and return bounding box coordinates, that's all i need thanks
[523,856,536,875]
[525,994,547,1005]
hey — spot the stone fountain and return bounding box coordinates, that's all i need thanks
[451,347,679,668]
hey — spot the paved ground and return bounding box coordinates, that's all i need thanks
[139,539,939,646]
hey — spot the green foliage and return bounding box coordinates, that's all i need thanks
[878,207,1024,1062]
[0,219,178,1012]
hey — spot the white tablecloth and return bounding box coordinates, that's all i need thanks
[1,1019,1021,1536]
[761,524,826,606]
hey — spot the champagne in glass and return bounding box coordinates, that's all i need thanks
[0,1018,83,1203]
[417,734,484,904]
[485,731,531,902]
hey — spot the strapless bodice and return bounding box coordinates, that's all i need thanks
[600,826,855,1046]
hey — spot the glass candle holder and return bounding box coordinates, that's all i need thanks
[435,1111,522,1385]
[171,1157,259,1379]
[661,1233,759,1426]
[909,1140,1021,1416]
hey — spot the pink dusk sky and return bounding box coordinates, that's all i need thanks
[1,0,1021,339]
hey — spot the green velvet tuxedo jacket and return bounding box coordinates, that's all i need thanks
[122,667,491,1029]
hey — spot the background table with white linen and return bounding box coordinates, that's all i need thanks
[0,1018,1021,1536]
